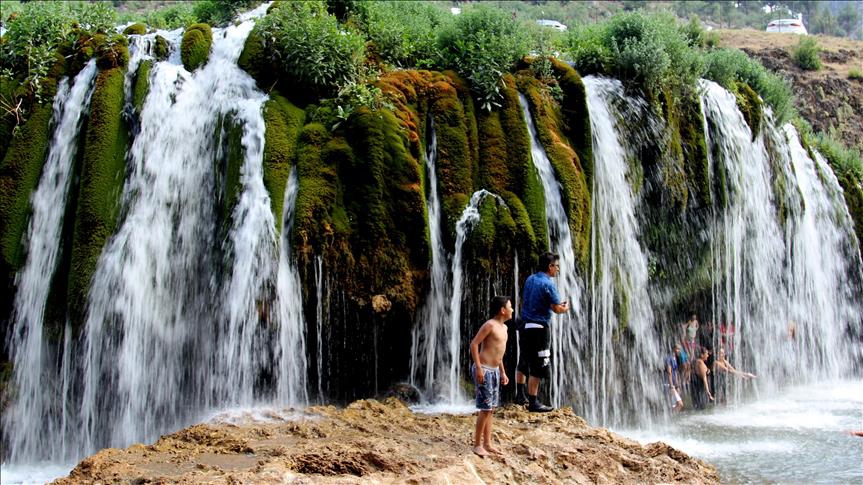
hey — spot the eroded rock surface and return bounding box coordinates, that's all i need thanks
[53,398,718,484]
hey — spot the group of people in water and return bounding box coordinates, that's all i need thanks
[666,314,757,412]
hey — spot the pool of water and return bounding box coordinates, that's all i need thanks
[618,380,863,484]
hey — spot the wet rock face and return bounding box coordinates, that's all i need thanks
[53,398,718,484]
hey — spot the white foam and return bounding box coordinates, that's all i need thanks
[203,406,308,425]
[0,463,73,485]
[410,402,476,415]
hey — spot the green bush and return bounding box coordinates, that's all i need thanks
[848,67,863,80]
[193,0,260,26]
[436,6,529,111]
[792,36,821,71]
[362,1,447,68]
[567,24,611,76]
[144,3,196,30]
[252,1,365,99]
[566,12,702,105]
[704,47,795,124]
[181,23,213,72]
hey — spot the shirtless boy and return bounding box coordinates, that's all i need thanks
[469,295,512,457]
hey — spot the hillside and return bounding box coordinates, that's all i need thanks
[718,29,863,151]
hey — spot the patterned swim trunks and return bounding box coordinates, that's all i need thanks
[471,363,500,411]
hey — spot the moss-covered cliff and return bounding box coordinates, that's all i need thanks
[67,67,129,325]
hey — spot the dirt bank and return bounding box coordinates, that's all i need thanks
[53,399,718,484]
[719,29,863,150]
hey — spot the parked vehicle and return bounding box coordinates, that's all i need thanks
[766,19,808,35]
[536,19,568,31]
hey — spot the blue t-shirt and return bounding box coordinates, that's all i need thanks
[520,272,562,325]
[665,355,679,386]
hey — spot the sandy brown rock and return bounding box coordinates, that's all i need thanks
[52,398,717,485]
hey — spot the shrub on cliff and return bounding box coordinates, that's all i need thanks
[181,23,213,72]
[361,1,447,68]
[436,6,529,111]
[792,37,822,71]
[567,12,702,106]
[703,48,795,124]
[251,1,365,99]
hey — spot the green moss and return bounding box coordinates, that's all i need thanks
[131,59,152,113]
[238,28,272,90]
[735,82,762,141]
[678,94,711,207]
[154,35,170,62]
[181,23,213,72]
[429,76,474,236]
[214,112,245,229]
[294,122,339,255]
[263,92,305,233]
[123,23,147,35]
[67,67,129,326]
[839,174,863,258]
[340,108,428,311]
[658,89,691,209]
[0,102,54,274]
[516,72,592,270]
[96,35,130,71]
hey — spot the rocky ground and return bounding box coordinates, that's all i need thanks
[53,398,717,484]
[718,29,863,151]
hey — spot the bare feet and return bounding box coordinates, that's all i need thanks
[484,444,504,456]
[472,445,489,457]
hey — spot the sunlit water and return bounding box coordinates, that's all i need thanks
[618,380,863,484]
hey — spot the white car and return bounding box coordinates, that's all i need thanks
[766,19,808,35]
[536,19,568,32]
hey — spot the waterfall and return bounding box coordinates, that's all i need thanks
[581,78,661,425]
[274,168,308,405]
[410,120,453,401]
[78,9,294,455]
[518,93,587,410]
[3,59,98,463]
[314,254,326,401]
[701,79,862,397]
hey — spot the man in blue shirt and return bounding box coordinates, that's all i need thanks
[514,252,569,412]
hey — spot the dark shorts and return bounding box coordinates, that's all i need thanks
[517,326,551,379]
[471,363,500,411]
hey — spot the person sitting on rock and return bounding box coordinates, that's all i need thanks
[469,295,512,457]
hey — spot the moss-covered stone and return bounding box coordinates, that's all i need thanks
[131,59,152,113]
[181,23,213,72]
[214,112,245,230]
[0,102,54,275]
[735,82,762,141]
[96,35,130,71]
[515,69,592,270]
[154,35,170,62]
[263,92,305,234]
[122,23,147,36]
[238,28,272,90]
[67,67,129,326]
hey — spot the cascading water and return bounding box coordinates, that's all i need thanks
[581,77,661,426]
[518,93,587,410]
[274,168,309,405]
[701,79,862,395]
[3,60,98,463]
[446,189,506,402]
[76,4,303,456]
[410,120,453,401]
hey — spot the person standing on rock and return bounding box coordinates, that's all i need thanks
[469,295,512,457]
[513,252,569,412]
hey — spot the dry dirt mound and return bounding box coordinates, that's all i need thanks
[718,29,863,150]
[53,398,718,484]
